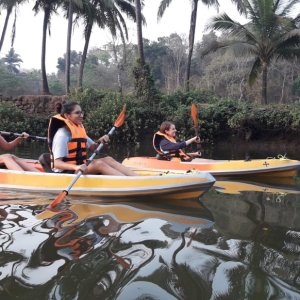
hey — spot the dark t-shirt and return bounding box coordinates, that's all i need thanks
[159,138,187,152]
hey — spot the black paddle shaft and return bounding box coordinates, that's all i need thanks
[0,131,47,141]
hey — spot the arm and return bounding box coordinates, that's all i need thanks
[160,139,186,152]
[53,158,83,172]
[160,136,200,152]
[0,133,28,151]
[89,135,110,152]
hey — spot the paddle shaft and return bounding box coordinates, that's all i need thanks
[63,127,116,194]
[191,104,201,152]
[0,131,47,141]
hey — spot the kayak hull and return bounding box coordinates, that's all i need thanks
[0,166,215,201]
[122,157,300,178]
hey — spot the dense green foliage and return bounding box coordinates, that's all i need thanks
[0,102,48,136]
[66,89,300,143]
[1,89,300,145]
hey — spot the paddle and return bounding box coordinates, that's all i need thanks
[49,104,126,208]
[191,103,201,153]
[0,131,47,141]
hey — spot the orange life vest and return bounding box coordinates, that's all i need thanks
[48,114,88,166]
[153,131,191,161]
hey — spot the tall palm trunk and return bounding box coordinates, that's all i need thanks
[41,6,50,95]
[262,65,268,105]
[185,0,198,92]
[135,0,145,65]
[112,42,123,94]
[78,21,92,89]
[0,6,13,52]
[65,0,74,94]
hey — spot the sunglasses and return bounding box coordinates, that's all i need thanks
[72,111,84,115]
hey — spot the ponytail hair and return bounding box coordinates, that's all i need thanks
[56,101,79,116]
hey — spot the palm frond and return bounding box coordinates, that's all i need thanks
[276,47,300,60]
[206,13,238,32]
[275,29,300,49]
[278,0,300,17]
[231,0,249,16]
[114,9,129,40]
[157,0,173,20]
[201,0,219,10]
[115,0,136,22]
[207,14,258,45]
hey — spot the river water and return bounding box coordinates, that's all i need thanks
[0,140,300,299]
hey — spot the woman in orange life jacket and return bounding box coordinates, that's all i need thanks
[49,101,136,175]
[0,132,38,171]
[153,121,201,161]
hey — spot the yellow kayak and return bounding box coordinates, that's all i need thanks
[122,156,300,178]
[0,164,215,201]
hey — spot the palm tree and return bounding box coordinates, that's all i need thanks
[33,0,62,95]
[205,0,300,104]
[0,0,26,52]
[62,0,84,94]
[158,0,219,92]
[76,0,136,89]
[135,0,144,65]
[2,47,23,73]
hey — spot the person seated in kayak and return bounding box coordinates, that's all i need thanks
[49,101,136,175]
[0,132,38,171]
[153,121,201,161]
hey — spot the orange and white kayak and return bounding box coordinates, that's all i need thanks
[122,156,300,178]
[0,160,215,201]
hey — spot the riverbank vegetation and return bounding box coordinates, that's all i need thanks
[1,89,300,145]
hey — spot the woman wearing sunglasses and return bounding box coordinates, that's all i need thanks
[48,101,135,175]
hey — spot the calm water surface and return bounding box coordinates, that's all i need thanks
[0,140,300,299]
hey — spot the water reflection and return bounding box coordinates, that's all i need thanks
[0,195,215,299]
[200,182,300,299]
[0,179,300,299]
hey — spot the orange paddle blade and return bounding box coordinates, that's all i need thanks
[49,191,67,208]
[114,104,126,128]
[191,103,198,128]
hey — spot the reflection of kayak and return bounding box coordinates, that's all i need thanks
[214,178,300,194]
[37,199,214,226]
[0,162,215,200]
[202,179,300,236]
[122,157,300,178]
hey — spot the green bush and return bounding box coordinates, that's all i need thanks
[2,89,300,147]
[0,102,48,137]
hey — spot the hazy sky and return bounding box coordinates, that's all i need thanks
[0,0,242,73]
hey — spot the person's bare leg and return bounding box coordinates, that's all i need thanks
[86,159,125,175]
[13,156,39,172]
[0,154,24,171]
[101,156,137,176]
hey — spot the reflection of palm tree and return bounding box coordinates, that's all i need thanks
[2,48,23,73]
[205,0,300,104]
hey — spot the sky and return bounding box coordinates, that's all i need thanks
[0,0,243,73]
